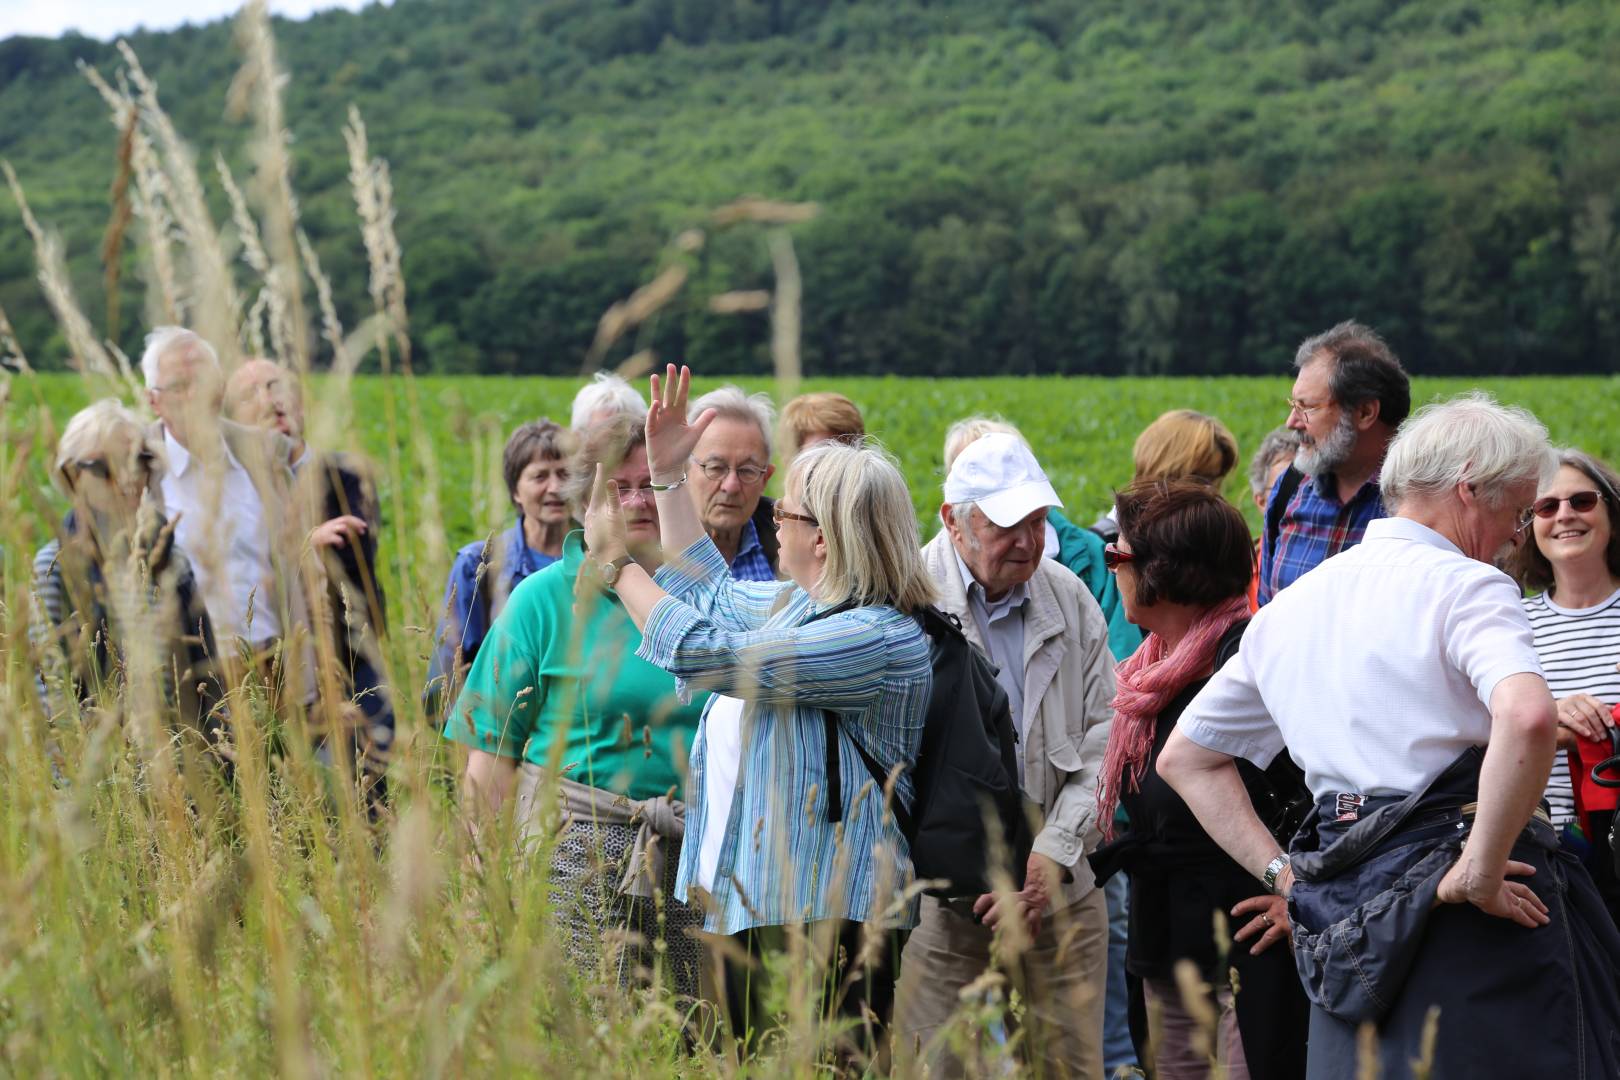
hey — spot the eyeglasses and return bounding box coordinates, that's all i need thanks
[692,457,769,485]
[1102,543,1135,571]
[772,503,819,528]
[615,484,658,504]
[68,450,156,484]
[1286,397,1330,422]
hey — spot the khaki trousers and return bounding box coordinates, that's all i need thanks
[895,888,1108,1079]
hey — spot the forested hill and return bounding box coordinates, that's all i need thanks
[1,1,1616,377]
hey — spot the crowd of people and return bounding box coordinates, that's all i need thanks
[25,319,1620,1078]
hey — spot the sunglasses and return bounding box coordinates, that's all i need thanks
[1531,490,1603,519]
[67,450,157,484]
[1102,543,1135,571]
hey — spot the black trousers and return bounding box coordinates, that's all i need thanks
[717,919,905,1067]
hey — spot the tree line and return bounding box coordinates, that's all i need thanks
[0,0,1615,377]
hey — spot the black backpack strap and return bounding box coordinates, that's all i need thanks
[1264,465,1305,567]
[810,599,914,835]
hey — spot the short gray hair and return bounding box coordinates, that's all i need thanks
[570,372,646,431]
[690,385,775,459]
[53,398,152,494]
[942,415,1024,473]
[1247,427,1300,496]
[1381,392,1554,511]
[140,326,219,388]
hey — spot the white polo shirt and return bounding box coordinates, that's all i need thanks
[160,427,281,647]
[1178,517,1544,801]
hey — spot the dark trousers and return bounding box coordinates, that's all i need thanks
[715,919,904,1068]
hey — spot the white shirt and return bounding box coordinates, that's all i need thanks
[696,694,747,892]
[160,427,281,647]
[954,547,1032,779]
[1179,517,1544,800]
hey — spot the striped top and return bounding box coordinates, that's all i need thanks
[637,534,933,936]
[1523,585,1620,828]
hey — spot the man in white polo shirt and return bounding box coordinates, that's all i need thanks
[1157,393,1620,1079]
[143,327,311,697]
[898,432,1116,1079]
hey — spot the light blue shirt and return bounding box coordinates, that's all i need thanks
[954,547,1031,780]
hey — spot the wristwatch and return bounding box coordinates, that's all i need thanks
[1262,853,1291,895]
[598,555,635,587]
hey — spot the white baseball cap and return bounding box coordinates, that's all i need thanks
[944,432,1063,527]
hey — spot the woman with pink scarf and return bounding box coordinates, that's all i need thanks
[1089,481,1310,1080]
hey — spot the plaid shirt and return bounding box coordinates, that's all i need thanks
[1257,471,1386,606]
[727,517,776,582]
[637,535,932,936]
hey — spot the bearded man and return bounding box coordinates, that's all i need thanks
[1257,321,1410,605]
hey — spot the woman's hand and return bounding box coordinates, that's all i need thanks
[1556,693,1614,744]
[1435,858,1549,928]
[1231,894,1292,955]
[646,363,716,483]
[582,463,629,565]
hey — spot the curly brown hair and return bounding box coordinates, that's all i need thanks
[1113,479,1253,608]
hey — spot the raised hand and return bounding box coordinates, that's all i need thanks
[582,462,630,565]
[646,363,716,483]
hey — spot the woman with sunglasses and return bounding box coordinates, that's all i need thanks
[1508,449,1620,926]
[31,399,224,766]
[1090,480,1309,1079]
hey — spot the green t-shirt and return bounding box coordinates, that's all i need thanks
[442,531,706,801]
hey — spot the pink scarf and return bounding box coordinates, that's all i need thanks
[1095,595,1250,839]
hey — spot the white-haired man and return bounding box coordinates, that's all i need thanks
[684,385,778,580]
[898,432,1116,1078]
[143,327,310,689]
[1159,394,1620,1078]
[570,371,647,431]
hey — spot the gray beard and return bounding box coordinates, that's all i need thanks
[1294,412,1357,477]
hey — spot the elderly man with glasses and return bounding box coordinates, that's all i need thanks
[1259,320,1410,605]
[685,385,780,581]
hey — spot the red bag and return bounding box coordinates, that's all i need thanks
[1570,703,1620,836]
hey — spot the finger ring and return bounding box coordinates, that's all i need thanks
[1260,914,1273,928]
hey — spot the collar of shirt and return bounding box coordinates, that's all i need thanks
[953,545,1031,624]
[1361,516,1465,558]
[736,516,764,561]
[164,426,245,480]
[290,444,312,475]
[727,516,777,581]
[1307,469,1382,506]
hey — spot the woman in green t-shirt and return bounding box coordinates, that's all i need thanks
[443,417,707,1003]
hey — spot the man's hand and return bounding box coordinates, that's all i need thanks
[972,852,1062,939]
[1435,858,1548,929]
[1231,894,1292,954]
[310,515,367,549]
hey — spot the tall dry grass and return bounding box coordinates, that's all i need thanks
[0,10,1369,1080]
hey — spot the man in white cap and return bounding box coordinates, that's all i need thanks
[897,431,1116,1078]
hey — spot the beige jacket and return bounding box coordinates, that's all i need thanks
[921,530,1116,903]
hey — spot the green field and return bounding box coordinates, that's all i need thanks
[4,368,1617,1075]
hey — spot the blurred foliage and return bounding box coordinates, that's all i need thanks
[0,0,1617,376]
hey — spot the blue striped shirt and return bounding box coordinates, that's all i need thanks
[637,534,933,935]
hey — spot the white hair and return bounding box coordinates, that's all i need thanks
[689,385,776,459]
[570,372,647,431]
[942,415,1026,472]
[1381,391,1555,511]
[140,326,219,388]
[790,440,937,613]
[52,398,150,494]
